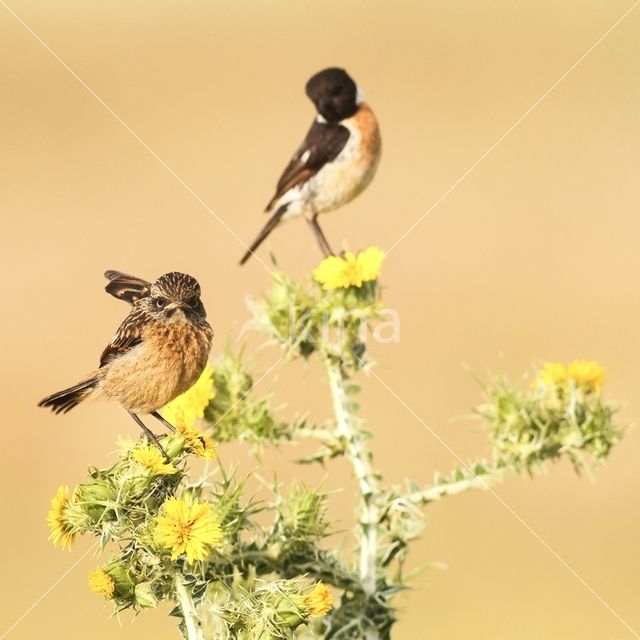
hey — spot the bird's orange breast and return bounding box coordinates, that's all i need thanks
[99,319,213,414]
[353,103,382,162]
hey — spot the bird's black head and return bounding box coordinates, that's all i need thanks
[146,272,207,321]
[305,67,360,123]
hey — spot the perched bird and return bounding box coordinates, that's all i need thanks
[38,271,213,450]
[239,67,381,265]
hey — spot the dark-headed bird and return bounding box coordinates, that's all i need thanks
[240,67,381,265]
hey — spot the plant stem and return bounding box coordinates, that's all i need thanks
[174,573,204,640]
[326,360,380,640]
[410,467,505,504]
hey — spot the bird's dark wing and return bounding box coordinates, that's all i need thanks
[104,270,151,305]
[99,307,145,367]
[266,120,350,211]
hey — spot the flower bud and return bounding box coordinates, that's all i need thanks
[162,433,188,459]
[101,561,136,602]
[272,594,306,629]
[75,480,115,522]
[134,581,158,608]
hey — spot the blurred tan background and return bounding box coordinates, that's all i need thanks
[1,1,639,638]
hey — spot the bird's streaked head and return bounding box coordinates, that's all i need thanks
[305,67,360,123]
[144,272,206,322]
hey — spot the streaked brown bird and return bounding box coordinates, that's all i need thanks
[239,67,381,265]
[38,271,213,450]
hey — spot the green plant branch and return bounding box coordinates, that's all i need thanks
[294,426,343,445]
[174,572,204,640]
[407,464,505,505]
[325,359,380,640]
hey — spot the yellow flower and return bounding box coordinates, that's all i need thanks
[537,362,568,387]
[154,495,222,563]
[536,360,605,393]
[132,445,177,475]
[304,582,333,617]
[313,246,385,290]
[163,366,215,428]
[194,433,218,460]
[88,568,115,597]
[176,421,218,460]
[47,486,76,550]
[566,360,605,392]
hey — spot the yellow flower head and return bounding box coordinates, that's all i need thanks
[176,421,218,460]
[47,486,76,550]
[313,246,385,290]
[132,445,177,475]
[536,360,604,393]
[154,495,222,563]
[163,366,215,429]
[566,360,605,392]
[304,582,333,617]
[537,362,568,387]
[88,568,115,597]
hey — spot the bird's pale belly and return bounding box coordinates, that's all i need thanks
[305,147,378,214]
[98,322,211,414]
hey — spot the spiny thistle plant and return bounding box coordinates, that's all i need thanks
[47,248,626,640]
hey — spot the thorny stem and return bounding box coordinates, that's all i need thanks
[409,467,505,504]
[174,573,204,640]
[326,359,380,640]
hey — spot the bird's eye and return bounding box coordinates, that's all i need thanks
[154,297,166,309]
[188,296,199,309]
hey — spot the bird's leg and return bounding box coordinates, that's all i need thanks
[127,411,169,458]
[308,215,335,257]
[151,410,176,432]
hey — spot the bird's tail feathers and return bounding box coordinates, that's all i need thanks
[239,205,288,265]
[38,376,99,414]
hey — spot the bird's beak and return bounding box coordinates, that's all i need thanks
[165,302,188,311]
